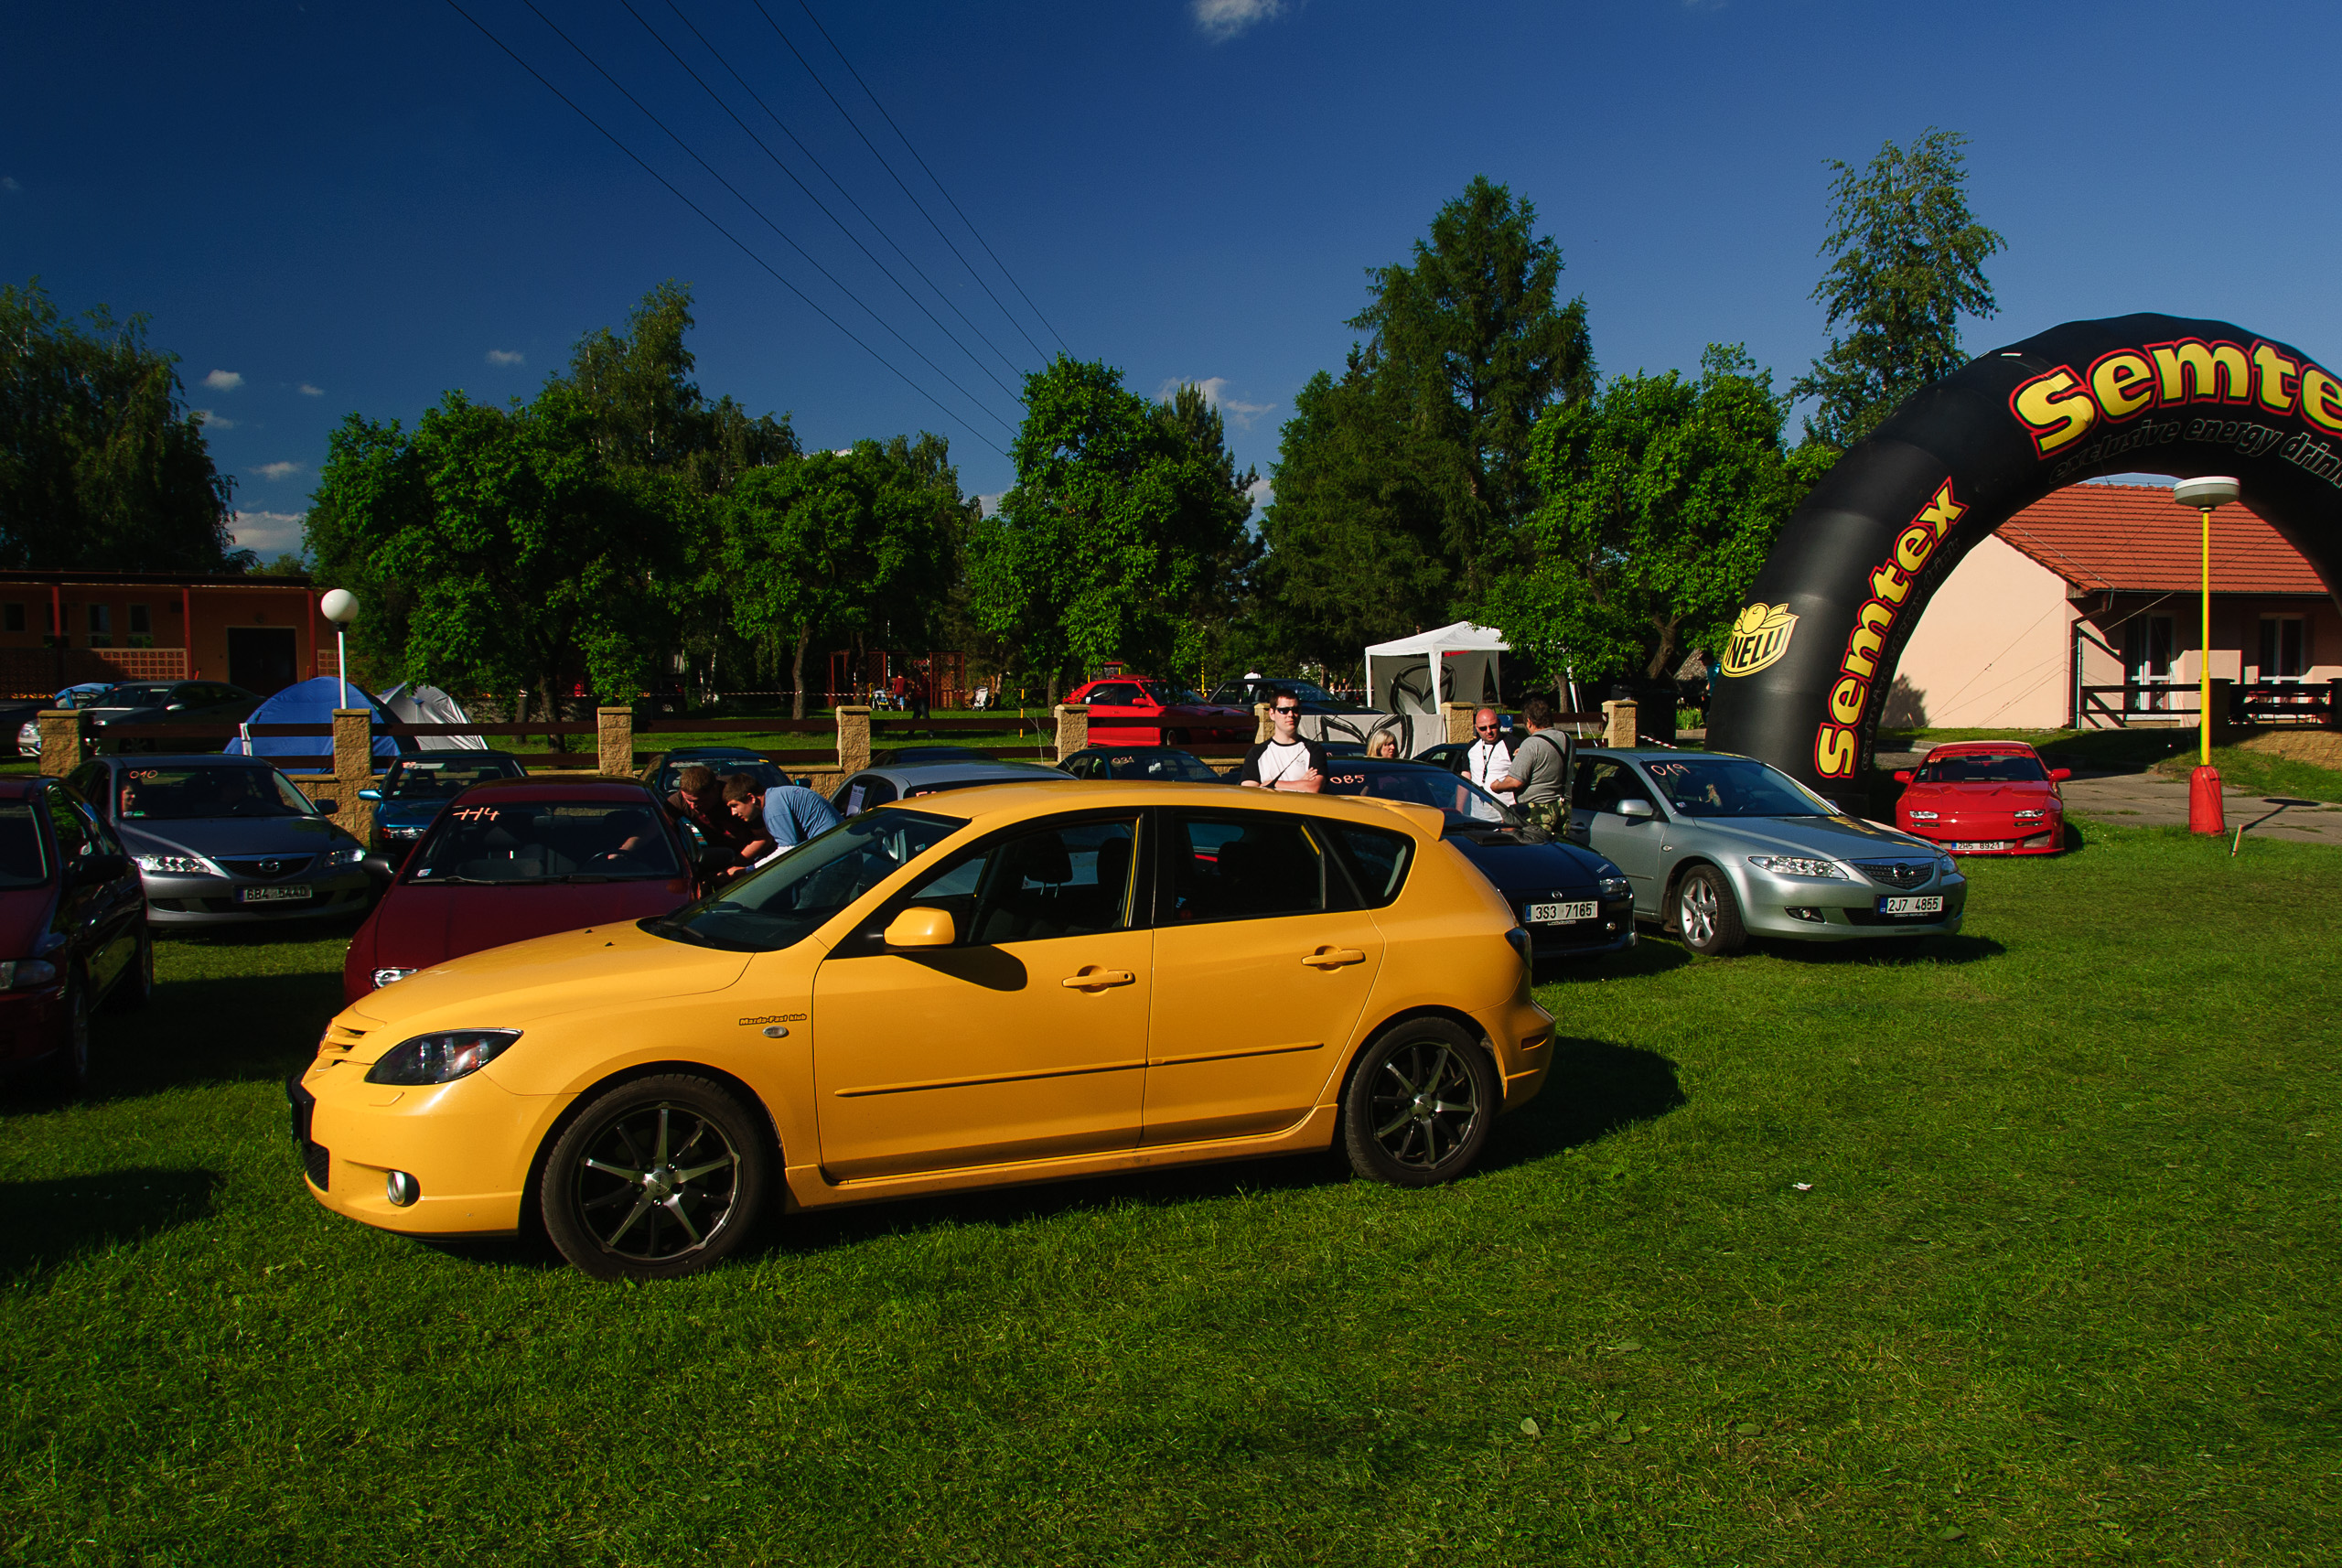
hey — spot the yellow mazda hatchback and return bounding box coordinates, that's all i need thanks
[291,782,1556,1279]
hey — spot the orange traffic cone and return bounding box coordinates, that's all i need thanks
[2188,766,2225,834]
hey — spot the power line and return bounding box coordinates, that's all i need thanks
[751,0,1058,364]
[516,0,1019,438]
[439,0,1010,455]
[792,0,1071,359]
[630,0,1027,398]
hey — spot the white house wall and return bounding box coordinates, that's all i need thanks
[1884,534,2075,729]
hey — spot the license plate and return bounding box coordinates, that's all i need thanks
[1525,900,1599,923]
[1950,841,2012,853]
[239,884,313,905]
[1878,895,1944,916]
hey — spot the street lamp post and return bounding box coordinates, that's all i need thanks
[318,588,360,711]
[2172,477,2239,834]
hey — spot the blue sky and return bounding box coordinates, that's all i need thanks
[8,0,2341,560]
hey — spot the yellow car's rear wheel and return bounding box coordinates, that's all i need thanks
[542,1075,772,1281]
[1340,1018,1495,1187]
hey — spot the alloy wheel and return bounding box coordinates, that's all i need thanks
[1367,1039,1482,1170]
[570,1102,741,1264]
[1680,878,1718,947]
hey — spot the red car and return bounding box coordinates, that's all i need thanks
[1892,741,2071,856]
[341,777,699,1004]
[1066,677,1255,748]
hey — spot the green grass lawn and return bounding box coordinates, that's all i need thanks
[4,822,2339,1564]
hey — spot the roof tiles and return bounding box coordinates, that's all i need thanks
[1995,483,2328,595]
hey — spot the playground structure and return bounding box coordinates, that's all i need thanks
[826,649,968,711]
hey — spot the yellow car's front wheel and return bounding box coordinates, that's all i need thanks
[541,1075,773,1281]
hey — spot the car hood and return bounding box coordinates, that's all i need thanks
[1902,781,2057,809]
[119,814,360,858]
[340,917,751,1040]
[373,798,453,829]
[364,877,694,973]
[0,886,59,959]
[1674,813,1939,860]
[1444,830,1606,897]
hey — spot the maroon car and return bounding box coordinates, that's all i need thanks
[341,777,699,1004]
[0,778,150,1090]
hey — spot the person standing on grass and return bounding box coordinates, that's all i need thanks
[1492,694,1573,835]
[721,772,841,876]
[1466,706,1515,804]
[1236,692,1326,792]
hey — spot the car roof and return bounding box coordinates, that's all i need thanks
[1926,740,2040,756]
[1576,746,1753,761]
[661,745,767,757]
[1068,745,1198,756]
[0,777,47,800]
[448,775,658,803]
[99,753,282,768]
[865,777,1446,839]
[392,749,520,762]
[852,760,1064,786]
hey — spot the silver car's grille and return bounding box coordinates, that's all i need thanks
[216,855,314,882]
[1853,859,1932,890]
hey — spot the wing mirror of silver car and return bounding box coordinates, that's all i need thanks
[884,907,957,949]
[1617,799,1656,820]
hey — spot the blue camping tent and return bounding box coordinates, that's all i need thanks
[222,677,403,762]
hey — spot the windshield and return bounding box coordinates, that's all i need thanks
[1136,681,1206,705]
[409,800,681,884]
[117,766,314,821]
[647,809,963,951]
[1319,763,1512,828]
[102,683,175,707]
[0,804,48,888]
[1641,756,1834,818]
[1086,750,1223,782]
[381,757,525,800]
[1918,753,2049,784]
[656,758,785,797]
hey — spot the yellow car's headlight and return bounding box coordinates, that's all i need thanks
[364,1029,521,1086]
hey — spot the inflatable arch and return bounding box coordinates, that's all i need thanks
[1707,314,2342,800]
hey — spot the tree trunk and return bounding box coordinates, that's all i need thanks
[1646,619,1683,681]
[790,624,811,721]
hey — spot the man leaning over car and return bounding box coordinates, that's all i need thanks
[664,764,756,880]
[722,772,843,876]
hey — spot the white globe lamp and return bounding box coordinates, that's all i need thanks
[318,589,360,710]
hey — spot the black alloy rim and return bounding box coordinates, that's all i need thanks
[573,1102,741,1262]
[1369,1040,1481,1169]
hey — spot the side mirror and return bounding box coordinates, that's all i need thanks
[1617,799,1656,821]
[1893,769,1914,784]
[360,854,394,880]
[74,852,131,886]
[883,907,957,949]
[312,798,338,815]
[358,788,381,801]
[2049,768,2071,782]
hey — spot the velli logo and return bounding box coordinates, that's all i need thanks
[1721,603,1798,677]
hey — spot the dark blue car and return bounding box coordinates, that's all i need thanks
[359,752,528,863]
[1316,759,1635,968]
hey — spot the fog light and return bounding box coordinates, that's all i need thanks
[385,1171,420,1208]
[1783,906,1826,924]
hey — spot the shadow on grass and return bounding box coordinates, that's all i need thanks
[1482,1036,1686,1169]
[1537,939,1689,985]
[92,966,346,1101]
[1760,932,2006,967]
[0,1166,221,1281]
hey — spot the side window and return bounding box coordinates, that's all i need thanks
[42,788,92,866]
[1321,822,1413,908]
[1161,812,1327,924]
[65,762,108,815]
[866,816,1139,948]
[1087,683,1140,707]
[1573,758,1654,814]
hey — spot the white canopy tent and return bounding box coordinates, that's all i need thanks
[377,682,487,750]
[1365,622,1509,715]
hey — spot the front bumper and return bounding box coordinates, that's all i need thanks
[142,867,373,924]
[1516,892,1637,963]
[1732,869,1968,941]
[1900,820,2063,855]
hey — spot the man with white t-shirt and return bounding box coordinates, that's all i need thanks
[1465,706,1514,804]
[1234,692,1326,791]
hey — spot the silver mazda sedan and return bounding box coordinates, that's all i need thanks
[1565,748,1964,956]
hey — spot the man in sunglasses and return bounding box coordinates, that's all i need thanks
[1466,706,1515,805]
[1234,692,1326,792]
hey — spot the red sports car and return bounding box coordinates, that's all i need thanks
[1066,677,1256,748]
[1893,741,2071,856]
[341,777,700,1003]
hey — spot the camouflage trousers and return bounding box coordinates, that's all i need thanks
[1515,798,1568,837]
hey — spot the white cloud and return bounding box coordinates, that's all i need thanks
[0,177,18,193]
[486,349,525,366]
[977,492,1004,518]
[1160,375,1275,428]
[193,409,236,430]
[297,382,325,397]
[252,460,305,481]
[1193,0,1286,42]
[1246,477,1273,514]
[202,369,244,392]
[230,510,306,553]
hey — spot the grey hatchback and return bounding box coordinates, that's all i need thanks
[1566,748,1965,956]
[64,755,377,926]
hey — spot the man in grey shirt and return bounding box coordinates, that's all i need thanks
[1493,694,1573,836]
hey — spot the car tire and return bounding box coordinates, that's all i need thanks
[45,971,93,1095]
[110,925,155,1013]
[1675,865,1746,957]
[540,1074,772,1282]
[1339,1017,1498,1187]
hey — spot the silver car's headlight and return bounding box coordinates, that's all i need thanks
[135,853,214,875]
[322,846,367,868]
[1746,855,1846,880]
[364,1029,520,1086]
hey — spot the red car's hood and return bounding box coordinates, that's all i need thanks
[1904,781,2057,808]
[363,878,695,972]
[0,886,57,959]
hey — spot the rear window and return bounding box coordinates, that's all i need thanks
[1320,822,1413,908]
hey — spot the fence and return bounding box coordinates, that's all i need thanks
[2079,678,2340,730]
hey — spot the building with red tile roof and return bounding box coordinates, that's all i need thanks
[1885,483,2338,729]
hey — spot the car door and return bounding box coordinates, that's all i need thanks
[1143,809,1385,1145]
[39,786,129,991]
[1570,757,1670,915]
[809,811,1148,1180]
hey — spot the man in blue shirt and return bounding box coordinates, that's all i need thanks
[720,772,841,876]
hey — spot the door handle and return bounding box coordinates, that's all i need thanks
[1061,968,1136,989]
[1300,948,1367,969]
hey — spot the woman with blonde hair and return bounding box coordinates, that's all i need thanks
[1366,729,1400,760]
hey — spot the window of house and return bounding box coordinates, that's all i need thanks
[2259,615,2306,681]
[87,605,113,648]
[128,604,152,645]
[1,604,21,634]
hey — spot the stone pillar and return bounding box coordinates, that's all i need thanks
[1602,698,1638,748]
[1444,701,1478,745]
[332,708,377,840]
[37,710,83,779]
[596,706,634,777]
[1053,703,1090,763]
[836,706,872,775]
[1253,703,1273,744]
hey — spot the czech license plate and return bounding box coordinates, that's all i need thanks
[1950,841,2012,853]
[1525,900,1599,923]
[239,884,312,905]
[1878,895,1944,917]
